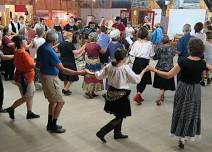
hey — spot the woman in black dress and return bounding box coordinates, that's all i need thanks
[153,35,176,105]
[148,38,210,149]
[58,31,84,95]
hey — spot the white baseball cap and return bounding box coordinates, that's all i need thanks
[110,29,120,38]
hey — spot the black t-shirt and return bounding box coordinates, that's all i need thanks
[54,25,62,32]
[178,58,206,84]
[121,18,128,27]
[58,41,76,63]
[64,24,78,43]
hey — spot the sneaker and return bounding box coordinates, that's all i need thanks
[50,126,66,133]
[6,107,15,119]
[133,94,144,105]
[26,112,40,119]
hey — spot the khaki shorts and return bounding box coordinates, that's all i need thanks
[17,82,35,97]
[40,74,64,103]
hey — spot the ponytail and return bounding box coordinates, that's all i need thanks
[111,59,119,66]
[111,48,128,66]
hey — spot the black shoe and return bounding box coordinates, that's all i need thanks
[85,93,94,99]
[207,78,211,85]
[0,108,7,113]
[114,133,128,140]
[96,130,106,143]
[50,126,66,133]
[200,80,205,86]
[92,93,98,98]
[6,107,15,119]
[46,124,62,131]
[67,90,72,94]
[178,141,184,149]
[62,89,72,96]
[26,112,40,119]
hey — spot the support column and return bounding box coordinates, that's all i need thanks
[48,0,52,19]
[32,0,37,17]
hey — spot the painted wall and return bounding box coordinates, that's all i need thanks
[168,9,206,39]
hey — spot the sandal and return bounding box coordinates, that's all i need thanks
[161,95,165,102]
[156,99,162,106]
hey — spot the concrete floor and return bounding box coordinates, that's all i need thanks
[0,75,212,152]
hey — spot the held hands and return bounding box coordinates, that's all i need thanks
[146,65,157,72]
[79,69,95,76]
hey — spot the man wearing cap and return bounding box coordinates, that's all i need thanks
[112,17,126,43]
[112,16,125,32]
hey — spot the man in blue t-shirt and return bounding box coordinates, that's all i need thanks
[177,24,193,61]
[37,29,87,133]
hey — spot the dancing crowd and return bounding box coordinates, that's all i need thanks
[0,14,212,149]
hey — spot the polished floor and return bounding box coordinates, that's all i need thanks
[0,75,212,152]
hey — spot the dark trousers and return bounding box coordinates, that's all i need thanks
[99,116,124,135]
[0,74,4,109]
[1,60,14,80]
[137,83,147,94]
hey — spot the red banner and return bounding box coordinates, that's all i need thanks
[15,5,26,12]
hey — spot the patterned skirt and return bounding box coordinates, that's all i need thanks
[82,56,104,92]
[170,81,201,141]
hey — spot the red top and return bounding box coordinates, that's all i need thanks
[2,36,15,55]
[85,42,101,58]
[14,48,35,83]
[112,23,125,32]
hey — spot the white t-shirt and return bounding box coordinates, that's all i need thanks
[130,40,155,59]
[30,37,45,59]
[34,23,46,31]
[95,63,141,90]
[125,26,134,38]
[193,32,206,44]
[20,23,26,30]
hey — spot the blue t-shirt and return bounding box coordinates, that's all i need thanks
[107,42,123,60]
[177,33,193,61]
[151,27,163,45]
[97,33,111,49]
[37,43,61,76]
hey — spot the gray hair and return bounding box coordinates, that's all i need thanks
[46,29,58,43]
[36,27,45,37]
[183,24,191,33]
[88,32,98,42]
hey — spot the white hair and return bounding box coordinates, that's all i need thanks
[46,29,58,43]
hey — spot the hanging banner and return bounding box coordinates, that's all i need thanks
[15,5,26,12]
